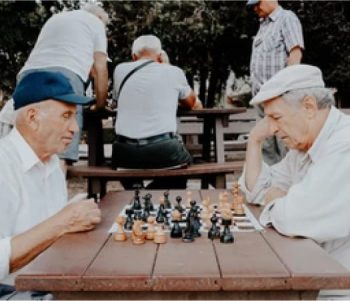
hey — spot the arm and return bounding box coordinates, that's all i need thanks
[287,46,303,65]
[92,52,108,109]
[178,90,197,109]
[9,200,101,273]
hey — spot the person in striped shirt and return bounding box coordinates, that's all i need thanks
[247,0,304,165]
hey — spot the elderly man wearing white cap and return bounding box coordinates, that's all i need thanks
[239,64,350,298]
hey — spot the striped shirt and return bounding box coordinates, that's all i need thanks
[250,6,304,95]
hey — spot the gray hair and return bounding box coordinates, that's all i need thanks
[132,35,162,56]
[81,4,109,25]
[281,87,335,110]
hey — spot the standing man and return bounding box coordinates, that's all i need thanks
[0,71,101,300]
[17,3,109,172]
[112,35,200,189]
[248,0,304,165]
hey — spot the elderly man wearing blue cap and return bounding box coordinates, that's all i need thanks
[248,0,304,166]
[239,64,350,299]
[0,72,101,300]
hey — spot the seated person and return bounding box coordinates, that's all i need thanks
[112,35,202,189]
[0,72,101,300]
[239,64,350,299]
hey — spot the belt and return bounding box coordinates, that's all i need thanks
[115,132,175,146]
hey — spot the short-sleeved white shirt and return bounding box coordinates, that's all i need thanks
[19,10,107,82]
[113,60,192,139]
[0,128,67,284]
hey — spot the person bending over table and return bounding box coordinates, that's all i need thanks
[0,72,101,300]
[112,34,202,189]
[239,64,350,299]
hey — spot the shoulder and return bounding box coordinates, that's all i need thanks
[281,8,301,22]
[114,61,135,75]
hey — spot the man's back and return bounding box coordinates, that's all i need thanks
[19,10,107,81]
[114,60,191,139]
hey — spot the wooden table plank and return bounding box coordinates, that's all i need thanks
[152,237,221,291]
[262,229,350,290]
[215,233,290,291]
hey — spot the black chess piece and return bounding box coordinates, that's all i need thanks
[170,219,183,238]
[144,193,154,211]
[182,215,195,242]
[141,207,150,222]
[220,219,234,244]
[163,211,170,228]
[124,208,134,230]
[190,209,201,238]
[156,205,165,223]
[163,191,172,209]
[131,188,142,210]
[175,196,184,213]
[208,214,220,240]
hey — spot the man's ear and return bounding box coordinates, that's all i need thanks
[302,95,318,119]
[25,107,40,130]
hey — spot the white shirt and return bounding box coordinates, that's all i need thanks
[239,107,350,271]
[0,128,67,284]
[19,10,107,82]
[113,60,192,138]
[0,98,15,125]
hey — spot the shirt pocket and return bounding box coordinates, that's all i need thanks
[262,35,285,53]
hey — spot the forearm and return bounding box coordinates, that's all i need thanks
[287,47,303,65]
[94,68,108,109]
[245,137,264,192]
[179,91,196,109]
[10,214,66,272]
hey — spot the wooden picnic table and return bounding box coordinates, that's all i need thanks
[16,190,350,300]
[83,107,247,166]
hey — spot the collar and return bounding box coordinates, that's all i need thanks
[260,6,283,23]
[8,128,59,175]
[307,106,340,163]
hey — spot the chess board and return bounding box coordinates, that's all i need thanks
[109,203,263,234]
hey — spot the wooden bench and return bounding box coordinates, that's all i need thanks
[68,161,245,197]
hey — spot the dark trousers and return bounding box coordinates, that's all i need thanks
[112,135,192,189]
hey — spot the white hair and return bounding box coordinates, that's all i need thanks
[282,87,335,110]
[81,3,109,25]
[132,35,162,56]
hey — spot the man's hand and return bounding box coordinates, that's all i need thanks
[55,199,102,234]
[249,117,275,144]
[264,187,287,205]
[192,97,203,110]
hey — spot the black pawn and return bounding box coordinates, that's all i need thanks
[208,214,220,240]
[182,215,195,242]
[156,205,165,223]
[163,191,172,209]
[144,193,154,211]
[131,188,142,210]
[175,196,184,213]
[220,219,234,244]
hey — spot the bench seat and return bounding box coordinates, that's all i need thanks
[68,161,245,197]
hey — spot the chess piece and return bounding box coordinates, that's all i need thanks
[220,211,234,244]
[146,216,156,240]
[175,196,184,213]
[114,215,127,241]
[156,198,166,223]
[200,210,211,230]
[182,214,195,243]
[208,214,220,240]
[233,195,246,217]
[163,191,172,209]
[170,210,183,238]
[124,208,134,230]
[154,225,167,244]
[131,188,142,210]
[131,220,145,245]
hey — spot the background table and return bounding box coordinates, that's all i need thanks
[16,190,350,300]
[84,107,246,165]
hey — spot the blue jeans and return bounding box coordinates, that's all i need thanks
[18,67,85,162]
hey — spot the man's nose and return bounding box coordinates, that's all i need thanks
[70,118,79,134]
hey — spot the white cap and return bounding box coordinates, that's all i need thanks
[250,65,325,106]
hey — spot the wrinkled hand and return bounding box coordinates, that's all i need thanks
[192,98,203,110]
[56,199,102,234]
[249,117,275,144]
[264,187,287,205]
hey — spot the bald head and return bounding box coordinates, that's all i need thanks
[254,0,279,18]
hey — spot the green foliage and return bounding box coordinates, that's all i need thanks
[1,1,350,106]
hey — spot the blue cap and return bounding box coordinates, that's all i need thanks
[246,0,259,6]
[13,71,93,110]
